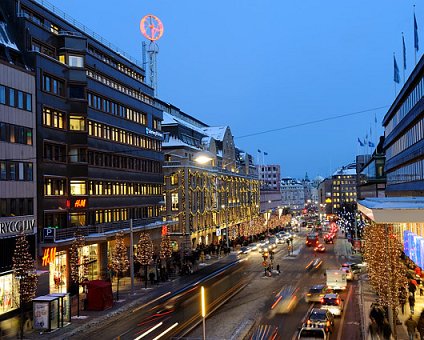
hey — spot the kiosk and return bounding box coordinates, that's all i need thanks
[32,295,59,332]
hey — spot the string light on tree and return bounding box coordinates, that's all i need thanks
[111,231,129,301]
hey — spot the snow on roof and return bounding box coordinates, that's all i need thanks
[163,136,201,149]
[0,22,19,51]
[162,111,208,135]
[332,167,356,176]
[202,126,227,141]
[358,197,424,210]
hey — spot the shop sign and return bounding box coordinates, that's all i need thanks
[161,225,168,235]
[145,127,164,139]
[0,216,35,237]
[42,247,57,266]
[74,199,86,208]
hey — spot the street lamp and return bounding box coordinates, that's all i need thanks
[221,204,229,248]
[201,286,206,340]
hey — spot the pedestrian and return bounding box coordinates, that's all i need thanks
[382,318,392,340]
[406,315,418,340]
[400,289,407,315]
[417,311,424,340]
[368,317,379,340]
[149,272,155,286]
[409,293,416,314]
[276,264,280,274]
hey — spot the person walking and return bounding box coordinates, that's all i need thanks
[405,315,418,340]
[400,292,407,315]
[368,317,379,340]
[417,311,424,340]
[382,318,392,340]
[276,264,280,274]
[409,293,416,314]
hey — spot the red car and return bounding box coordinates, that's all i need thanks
[314,244,326,253]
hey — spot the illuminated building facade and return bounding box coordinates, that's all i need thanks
[2,0,164,293]
[161,107,260,250]
[331,163,357,213]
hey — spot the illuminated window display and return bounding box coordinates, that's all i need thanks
[49,251,67,293]
[0,273,18,314]
[81,244,98,280]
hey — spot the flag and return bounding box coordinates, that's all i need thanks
[264,152,268,156]
[415,13,419,51]
[394,55,400,83]
[403,33,407,70]
[357,138,364,147]
[375,114,377,124]
[257,149,261,153]
[368,141,375,148]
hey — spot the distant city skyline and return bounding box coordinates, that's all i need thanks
[52,0,422,178]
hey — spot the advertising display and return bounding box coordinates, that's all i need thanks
[33,302,49,330]
[404,230,424,269]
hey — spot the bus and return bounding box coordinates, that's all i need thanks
[306,232,319,247]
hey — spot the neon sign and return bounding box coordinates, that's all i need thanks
[140,15,164,41]
[42,247,57,266]
[74,199,86,208]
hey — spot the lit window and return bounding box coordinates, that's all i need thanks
[69,116,86,131]
[70,180,86,195]
[58,55,65,64]
[69,55,84,68]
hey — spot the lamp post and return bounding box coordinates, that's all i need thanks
[201,286,206,340]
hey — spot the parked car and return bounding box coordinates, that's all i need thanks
[320,293,344,316]
[305,284,332,303]
[306,308,334,333]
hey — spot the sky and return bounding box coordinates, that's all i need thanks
[51,0,422,179]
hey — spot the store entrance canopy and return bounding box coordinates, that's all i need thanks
[357,197,424,223]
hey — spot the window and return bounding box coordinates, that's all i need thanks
[69,147,87,163]
[69,116,86,131]
[43,107,65,129]
[70,180,87,195]
[25,93,32,111]
[8,88,15,106]
[44,177,66,196]
[0,85,5,104]
[68,55,84,68]
[58,55,65,64]
[44,142,66,162]
[69,85,85,99]
[42,75,64,96]
[171,193,179,211]
[50,24,59,34]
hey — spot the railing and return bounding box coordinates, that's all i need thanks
[47,218,173,242]
[27,0,143,67]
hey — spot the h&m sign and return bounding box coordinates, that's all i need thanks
[0,216,36,237]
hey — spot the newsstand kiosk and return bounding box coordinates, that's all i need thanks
[32,295,59,332]
[48,293,71,327]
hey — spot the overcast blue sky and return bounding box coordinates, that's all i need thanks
[52,0,422,179]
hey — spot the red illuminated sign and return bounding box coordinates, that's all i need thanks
[42,247,57,266]
[161,225,168,236]
[74,199,86,208]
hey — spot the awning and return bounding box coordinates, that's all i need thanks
[357,197,424,223]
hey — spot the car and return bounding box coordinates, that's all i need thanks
[258,245,269,253]
[320,293,344,316]
[251,324,279,340]
[323,234,334,244]
[272,285,300,314]
[305,284,332,303]
[297,325,330,339]
[340,267,354,280]
[306,308,334,333]
[248,243,259,251]
[314,244,326,253]
[239,246,251,254]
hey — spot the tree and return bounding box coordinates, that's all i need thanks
[69,231,87,317]
[12,233,37,339]
[110,231,129,301]
[136,232,153,288]
[160,232,172,277]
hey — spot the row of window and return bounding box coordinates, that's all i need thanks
[0,84,32,111]
[0,161,33,181]
[332,198,356,203]
[88,181,161,196]
[42,74,64,96]
[44,206,160,228]
[58,54,84,68]
[88,92,147,125]
[87,45,145,83]
[387,159,424,185]
[386,117,424,160]
[332,192,356,197]
[44,177,162,196]
[0,198,34,217]
[386,75,424,136]
[86,69,154,107]
[88,120,161,151]
[42,106,86,131]
[88,150,161,173]
[0,122,33,145]
[31,39,55,58]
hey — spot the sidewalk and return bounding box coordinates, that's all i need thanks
[5,253,230,340]
[359,272,418,340]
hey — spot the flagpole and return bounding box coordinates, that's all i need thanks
[414,5,417,66]
[402,32,406,83]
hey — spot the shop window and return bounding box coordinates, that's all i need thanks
[70,180,86,195]
[0,274,19,314]
[69,116,86,131]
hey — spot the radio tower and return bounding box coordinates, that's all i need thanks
[140,15,164,96]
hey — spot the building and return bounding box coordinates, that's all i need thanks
[382,56,424,196]
[257,164,280,190]
[0,20,37,321]
[161,106,260,250]
[357,137,386,200]
[317,178,332,216]
[280,177,304,211]
[3,0,165,294]
[331,163,357,213]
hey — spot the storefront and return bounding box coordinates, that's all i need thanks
[0,271,18,315]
